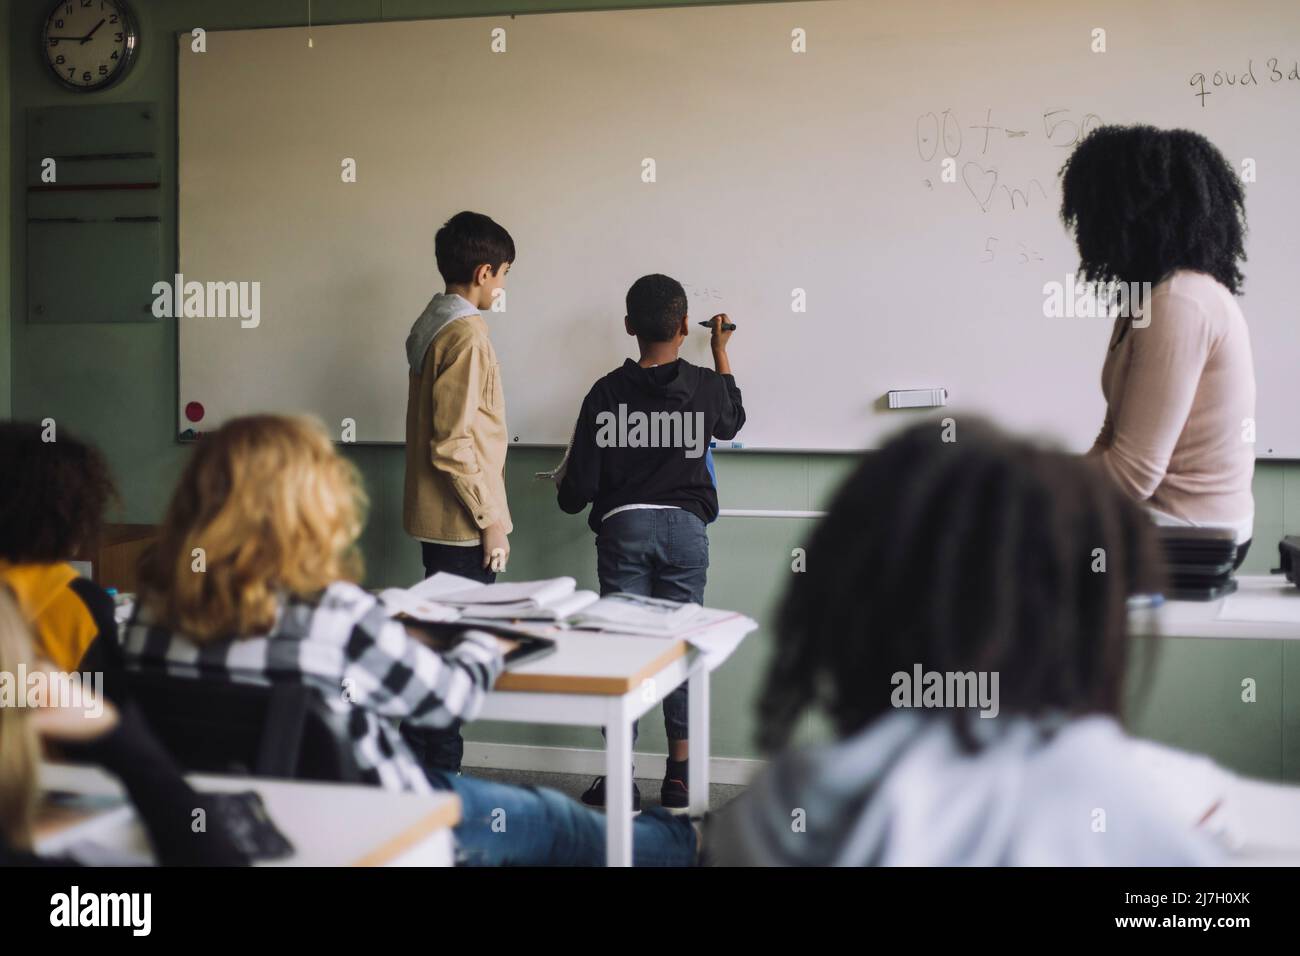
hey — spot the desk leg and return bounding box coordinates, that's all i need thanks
[688,660,710,817]
[605,700,634,867]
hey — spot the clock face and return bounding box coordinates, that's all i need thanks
[42,0,139,92]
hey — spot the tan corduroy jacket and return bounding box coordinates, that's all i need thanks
[403,302,512,543]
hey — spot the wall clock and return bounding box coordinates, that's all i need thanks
[42,0,140,92]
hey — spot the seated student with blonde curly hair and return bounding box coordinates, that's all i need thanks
[89,414,696,866]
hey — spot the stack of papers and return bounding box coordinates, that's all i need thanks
[380,573,758,669]
[406,573,600,622]
[569,593,703,635]
[569,594,755,667]
[376,587,462,624]
[666,606,757,667]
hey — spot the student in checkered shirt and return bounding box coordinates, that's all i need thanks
[90,415,695,866]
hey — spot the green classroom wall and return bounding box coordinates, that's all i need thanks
[4,0,1298,776]
[1,0,11,419]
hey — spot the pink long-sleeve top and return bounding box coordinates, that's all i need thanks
[1089,270,1256,543]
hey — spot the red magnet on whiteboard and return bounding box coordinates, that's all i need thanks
[185,401,205,423]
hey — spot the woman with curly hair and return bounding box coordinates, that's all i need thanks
[0,423,119,671]
[1060,125,1256,564]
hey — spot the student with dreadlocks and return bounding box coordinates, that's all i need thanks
[707,419,1226,865]
[1059,125,1256,566]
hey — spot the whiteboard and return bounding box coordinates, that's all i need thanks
[177,0,1300,455]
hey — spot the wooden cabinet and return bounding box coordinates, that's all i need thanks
[73,523,157,594]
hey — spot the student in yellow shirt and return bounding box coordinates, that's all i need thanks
[0,423,118,672]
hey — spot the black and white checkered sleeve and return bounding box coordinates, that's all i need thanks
[315,583,505,728]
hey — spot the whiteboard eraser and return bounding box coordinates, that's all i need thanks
[887,388,948,409]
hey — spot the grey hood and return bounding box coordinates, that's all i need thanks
[405,293,479,373]
[711,712,1226,866]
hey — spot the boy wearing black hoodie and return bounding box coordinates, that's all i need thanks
[557,274,745,813]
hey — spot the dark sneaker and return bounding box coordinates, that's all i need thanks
[580,776,641,814]
[660,760,690,814]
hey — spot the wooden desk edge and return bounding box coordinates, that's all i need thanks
[492,639,689,695]
[350,793,462,867]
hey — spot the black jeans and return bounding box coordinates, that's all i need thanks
[401,541,497,774]
[420,541,498,585]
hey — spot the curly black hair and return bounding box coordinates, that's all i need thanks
[625,274,689,342]
[0,422,116,563]
[1059,124,1247,293]
[757,419,1165,753]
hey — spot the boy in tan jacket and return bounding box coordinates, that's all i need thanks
[402,211,515,771]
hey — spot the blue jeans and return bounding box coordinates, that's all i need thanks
[596,508,708,744]
[427,769,696,866]
[402,542,498,773]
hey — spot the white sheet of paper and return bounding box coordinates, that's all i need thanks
[429,576,577,607]
[1218,591,1300,623]
[408,571,492,601]
[377,588,461,623]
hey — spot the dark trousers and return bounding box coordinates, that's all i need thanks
[401,541,497,774]
[596,508,708,744]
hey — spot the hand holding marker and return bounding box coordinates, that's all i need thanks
[699,316,737,331]
[702,314,737,359]
[700,314,742,448]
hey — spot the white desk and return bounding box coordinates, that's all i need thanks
[1227,775,1300,865]
[37,762,461,866]
[1147,574,1300,640]
[477,624,753,866]
[1126,574,1300,784]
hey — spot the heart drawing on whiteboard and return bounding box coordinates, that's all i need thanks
[962,162,999,212]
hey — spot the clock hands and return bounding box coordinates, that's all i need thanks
[81,19,107,44]
[48,18,108,47]
[44,7,134,89]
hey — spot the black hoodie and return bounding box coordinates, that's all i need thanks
[558,358,745,532]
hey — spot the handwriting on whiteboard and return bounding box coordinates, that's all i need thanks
[964,166,1049,213]
[683,284,722,300]
[1189,57,1300,106]
[980,237,1044,265]
[915,107,1100,213]
[915,107,1102,161]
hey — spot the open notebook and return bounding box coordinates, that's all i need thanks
[405,572,599,622]
[568,592,703,635]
